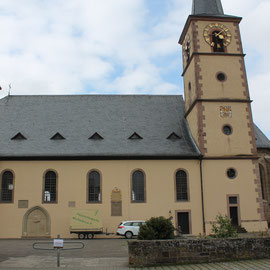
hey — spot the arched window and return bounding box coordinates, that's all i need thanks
[176,170,188,201]
[131,170,145,202]
[88,171,101,202]
[44,171,57,203]
[259,164,266,200]
[1,171,14,202]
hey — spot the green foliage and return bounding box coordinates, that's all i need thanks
[138,216,175,240]
[211,214,238,238]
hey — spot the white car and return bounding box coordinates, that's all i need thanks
[117,220,146,239]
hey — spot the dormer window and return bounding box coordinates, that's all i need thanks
[128,132,143,140]
[167,132,181,140]
[89,132,103,140]
[50,132,65,140]
[11,132,27,140]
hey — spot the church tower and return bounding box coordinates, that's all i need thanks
[179,0,267,233]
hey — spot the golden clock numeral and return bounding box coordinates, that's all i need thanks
[211,42,215,47]
[205,38,210,42]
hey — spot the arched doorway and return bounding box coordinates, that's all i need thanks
[22,206,50,238]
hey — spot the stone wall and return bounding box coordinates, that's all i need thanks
[128,238,270,267]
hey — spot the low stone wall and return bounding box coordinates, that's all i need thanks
[128,237,270,267]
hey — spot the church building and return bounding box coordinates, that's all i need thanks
[1,0,270,238]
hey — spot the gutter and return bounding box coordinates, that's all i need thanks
[199,155,206,235]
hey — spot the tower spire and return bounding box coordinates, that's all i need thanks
[192,0,224,16]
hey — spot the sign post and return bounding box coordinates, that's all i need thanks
[53,235,64,267]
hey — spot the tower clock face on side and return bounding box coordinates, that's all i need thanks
[183,34,191,62]
[203,23,232,50]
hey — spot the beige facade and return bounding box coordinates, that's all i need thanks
[0,160,204,238]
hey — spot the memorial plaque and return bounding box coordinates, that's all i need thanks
[18,200,28,208]
[111,201,122,216]
[68,201,76,207]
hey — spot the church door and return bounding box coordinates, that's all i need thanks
[22,206,50,238]
[177,212,190,234]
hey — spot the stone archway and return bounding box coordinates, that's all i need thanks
[22,206,51,238]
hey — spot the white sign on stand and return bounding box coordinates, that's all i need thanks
[53,239,64,248]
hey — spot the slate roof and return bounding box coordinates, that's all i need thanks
[191,0,240,18]
[0,95,200,159]
[254,124,270,149]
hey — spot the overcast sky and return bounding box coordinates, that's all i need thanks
[0,0,269,138]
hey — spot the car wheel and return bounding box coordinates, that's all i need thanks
[87,233,94,239]
[125,231,133,239]
[78,233,85,239]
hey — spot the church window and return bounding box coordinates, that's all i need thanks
[88,170,101,203]
[217,72,227,82]
[176,170,188,201]
[43,171,57,203]
[223,125,232,135]
[259,164,266,200]
[131,170,145,202]
[227,168,237,179]
[0,171,14,202]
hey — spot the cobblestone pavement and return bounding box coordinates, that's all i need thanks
[1,255,270,269]
[1,239,270,269]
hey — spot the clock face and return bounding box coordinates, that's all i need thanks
[183,34,191,62]
[203,23,232,48]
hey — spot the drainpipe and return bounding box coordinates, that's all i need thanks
[199,155,206,235]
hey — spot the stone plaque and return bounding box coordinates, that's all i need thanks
[18,200,28,208]
[111,201,122,216]
[68,201,76,208]
[220,106,232,118]
[111,188,122,216]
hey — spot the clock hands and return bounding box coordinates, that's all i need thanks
[213,30,225,39]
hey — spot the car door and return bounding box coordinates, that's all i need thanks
[131,222,141,235]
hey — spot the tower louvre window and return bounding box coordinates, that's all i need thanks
[50,132,65,140]
[211,30,225,52]
[11,132,27,140]
[89,132,103,140]
[128,132,143,140]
